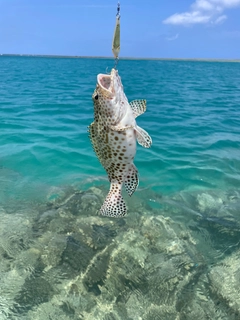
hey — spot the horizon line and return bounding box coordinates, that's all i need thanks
[1,53,240,62]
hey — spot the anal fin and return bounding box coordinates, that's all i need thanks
[135,125,152,148]
[124,164,139,196]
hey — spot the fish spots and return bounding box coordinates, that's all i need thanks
[115,136,119,141]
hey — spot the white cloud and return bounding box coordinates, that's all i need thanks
[163,0,240,25]
[164,11,211,25]
[214,14,227,23]
[166,33,179,41]
[192,0,215,11]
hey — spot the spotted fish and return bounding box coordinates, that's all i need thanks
[89,68,152,217]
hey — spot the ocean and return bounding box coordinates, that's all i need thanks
[0,56,240,319]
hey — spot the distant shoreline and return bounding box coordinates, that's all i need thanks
[0,53,240,62]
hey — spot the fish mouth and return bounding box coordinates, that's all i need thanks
[97,69,117,95]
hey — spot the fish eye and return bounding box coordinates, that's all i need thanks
[94,94,98,100]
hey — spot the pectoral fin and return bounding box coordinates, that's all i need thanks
[135,125,152,148]
[129,100,147,118]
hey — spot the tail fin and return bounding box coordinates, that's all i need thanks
[99,182,127,217]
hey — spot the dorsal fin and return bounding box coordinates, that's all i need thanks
[135,125,152,148]
[129,100,147,118]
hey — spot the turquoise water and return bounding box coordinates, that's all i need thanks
[1,56,240,319]
[1,57,240,196]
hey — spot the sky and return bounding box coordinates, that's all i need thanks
[0,0,240,59]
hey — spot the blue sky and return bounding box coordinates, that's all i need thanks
[0,0,240,58]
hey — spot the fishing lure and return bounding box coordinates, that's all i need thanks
[112,2,120,67]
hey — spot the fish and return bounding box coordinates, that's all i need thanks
[89,68,152,217]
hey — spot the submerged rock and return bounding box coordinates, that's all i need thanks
[208,250,240,318]
[1,186,240,319]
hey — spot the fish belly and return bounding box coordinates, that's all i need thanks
[106,128,136,182]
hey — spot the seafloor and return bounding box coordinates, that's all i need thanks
[0,183,240,319]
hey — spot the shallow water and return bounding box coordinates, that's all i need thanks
[0,56,240,319]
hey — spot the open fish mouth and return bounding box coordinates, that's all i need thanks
[97,74,113,92]
[97,69,118,95]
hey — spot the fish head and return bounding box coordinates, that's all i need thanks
[96,68,123,100]
[92,68,127,124]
